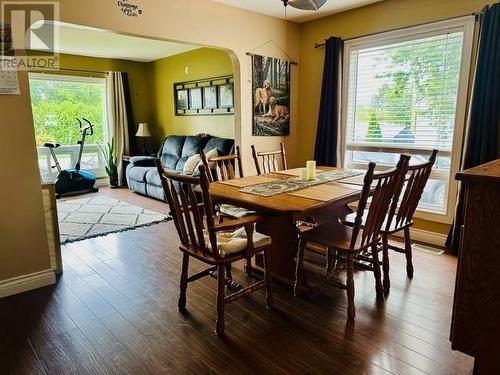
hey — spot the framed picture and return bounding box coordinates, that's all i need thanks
[218,83,233,108]
[189,87,203,110]
[176,89,188,110]
[203,86,217,109]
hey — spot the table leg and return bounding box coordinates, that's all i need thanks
[255,213,298,287]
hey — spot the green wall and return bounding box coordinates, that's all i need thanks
[148,47,234,145]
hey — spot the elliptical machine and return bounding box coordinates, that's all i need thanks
[44,118,99,198]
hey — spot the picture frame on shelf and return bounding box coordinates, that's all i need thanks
[189,87,203,110]
[218,83,233,108]
[203,86,218,109]
[176,89,188,112]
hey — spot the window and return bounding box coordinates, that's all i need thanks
[28,73,108,182]
[342,17,474,222]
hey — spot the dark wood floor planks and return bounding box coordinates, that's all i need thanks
[0,188,474,374]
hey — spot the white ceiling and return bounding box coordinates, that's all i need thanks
[210,0,383,23]
[31,22,200,62]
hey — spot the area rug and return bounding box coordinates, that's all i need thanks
[57,195,171,244]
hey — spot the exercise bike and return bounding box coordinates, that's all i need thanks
[44,118,99,198]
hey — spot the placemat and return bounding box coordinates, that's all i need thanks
[239,170,363,197]
[274,168,325,177]
[218,175,277,188]
[288,184,360,202]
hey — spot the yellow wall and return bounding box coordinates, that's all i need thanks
[297,0,495,235]
[149,47,234,145]
[0,71,51,280]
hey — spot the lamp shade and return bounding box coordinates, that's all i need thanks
[135,123,151,137]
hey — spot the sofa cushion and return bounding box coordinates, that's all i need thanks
[182,136,209,158]
[204,137,234,156]
[127,166,150,182]
[160,154,181,170]
[160,135,186,157]
[159,136,186,170]
[145,169,162,186]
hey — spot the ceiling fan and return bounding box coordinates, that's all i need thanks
[281,0,327,11]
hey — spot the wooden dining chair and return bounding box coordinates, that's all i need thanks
[294,155,410,320]
[200,146,256,274]
[200,146,244,182]
[156,160,273,336]
[343,150,438,290]
[381,150,438,285]
[251,142,288,175]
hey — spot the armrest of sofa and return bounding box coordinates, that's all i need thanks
[128,156,156,167]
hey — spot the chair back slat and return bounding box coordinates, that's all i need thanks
[392,150,438,228]
[156,160,221,259]
[201,146,243,182]
[351,155,410,249]
[251,143,288,175]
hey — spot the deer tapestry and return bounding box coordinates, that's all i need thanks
[252,54,291,136]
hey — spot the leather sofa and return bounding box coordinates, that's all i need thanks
[126,135,234,201]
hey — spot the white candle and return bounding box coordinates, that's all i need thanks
[306,160,316,180]
[299,168,309,181]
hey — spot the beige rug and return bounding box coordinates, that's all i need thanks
[57,195,171,244]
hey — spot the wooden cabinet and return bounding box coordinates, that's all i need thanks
[451,159,500,374]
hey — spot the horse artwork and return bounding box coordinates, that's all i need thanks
[252,54,291,136]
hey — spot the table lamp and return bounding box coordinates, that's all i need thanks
[136,123,151,155]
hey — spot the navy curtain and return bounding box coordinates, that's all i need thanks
[121,73,137,156]
[314,37,343,166]
[447,4,500,254]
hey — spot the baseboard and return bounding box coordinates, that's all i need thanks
[393,228,447,248]
[0,269,56,299]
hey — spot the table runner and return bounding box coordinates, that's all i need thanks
[273,168,325,177]
[240,170,363,197]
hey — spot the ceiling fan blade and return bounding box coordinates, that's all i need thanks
[287,0,327,11]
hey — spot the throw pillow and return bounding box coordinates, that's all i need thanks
[183,153,201,174]
[203,148,219,168]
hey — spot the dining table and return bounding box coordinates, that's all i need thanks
[209,166,367,293]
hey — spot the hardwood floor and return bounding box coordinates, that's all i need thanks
[0,188,473,374]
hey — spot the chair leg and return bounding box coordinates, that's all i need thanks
[382,234,390,292]
[294,238,306,296]
[263,248,274,309]
[178,253,189,312]
[346,253,355,321]
[244,256,253,276]
[215,264,226,336]
[225,264,232,280]
[371,243,384,298]
[404,227,414,278]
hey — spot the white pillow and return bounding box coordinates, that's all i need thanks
[203,148,219,168]
[183,153,201,174]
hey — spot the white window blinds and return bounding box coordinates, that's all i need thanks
[345,31,464,153]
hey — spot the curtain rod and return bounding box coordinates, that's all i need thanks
[30,67,109,75]
[314,11,481,48]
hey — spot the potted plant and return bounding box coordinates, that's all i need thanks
[98,139,118,187]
